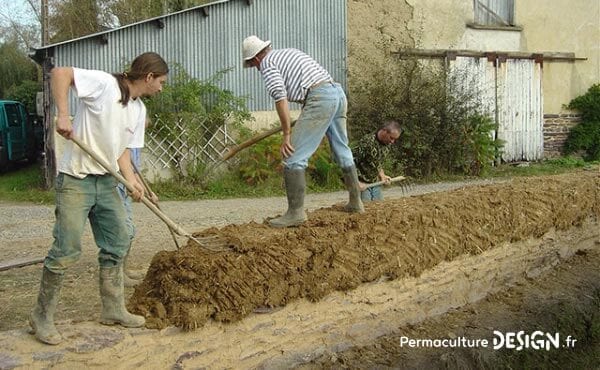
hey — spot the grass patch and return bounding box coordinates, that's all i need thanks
[0,161,53,204]
[418,156,597,184]
[483,156,594,178]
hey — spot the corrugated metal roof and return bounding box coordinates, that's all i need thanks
[33,0,347,112]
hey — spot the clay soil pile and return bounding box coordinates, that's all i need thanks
[128,171,600,330]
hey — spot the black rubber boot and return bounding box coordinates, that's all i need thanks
[99,266,145,327]
[342,166,365,213]
[29,267,64,345]
[269,168,308,228]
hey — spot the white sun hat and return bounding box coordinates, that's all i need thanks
[242,35,271,68]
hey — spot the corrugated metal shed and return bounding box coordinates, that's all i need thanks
[32,0,347,112]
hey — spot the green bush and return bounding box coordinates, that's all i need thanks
[236,127,342,190]
[237,133,282,185]
[563,83,600,161]
[6,80,42,114]
[143,64,252,183]
[348,57,504,177]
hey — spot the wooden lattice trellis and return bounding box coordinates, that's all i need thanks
[145,116,237,176]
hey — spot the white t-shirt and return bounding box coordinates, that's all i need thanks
[58,68,146,178]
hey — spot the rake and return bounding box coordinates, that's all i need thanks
[130,159,180,250]
[364,175,412,192]
[204,120,298,175]
[70,136,231,253]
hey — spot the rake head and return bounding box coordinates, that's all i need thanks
[395,177,415,193]
[188,233,234,253]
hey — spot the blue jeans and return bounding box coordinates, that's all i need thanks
[284,83,354,170]
[44,173,130,273]
[361,185,384,202]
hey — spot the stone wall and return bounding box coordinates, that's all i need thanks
[543,114,581,158]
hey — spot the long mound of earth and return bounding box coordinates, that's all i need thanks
[128,171,600,330]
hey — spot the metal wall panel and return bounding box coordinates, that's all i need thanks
[39,0,347,112]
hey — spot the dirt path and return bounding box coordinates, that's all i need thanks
[0,170,599,369]
[0,176,499,332]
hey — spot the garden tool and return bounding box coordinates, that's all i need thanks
[364,175,408,189]
[130,160,180,250]
[205,120,298,175]
[70,136,231,253]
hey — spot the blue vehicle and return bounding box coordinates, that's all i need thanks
[0,100,43,170]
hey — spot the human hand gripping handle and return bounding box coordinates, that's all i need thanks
[275,99,295,158]
[280,134,295,158]
[55,116,74,139]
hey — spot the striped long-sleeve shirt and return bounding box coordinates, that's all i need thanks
[259,48,332,104]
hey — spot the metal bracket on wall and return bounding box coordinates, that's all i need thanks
[95,34,108,45]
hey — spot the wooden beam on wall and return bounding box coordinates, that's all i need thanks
[393,49,587,62]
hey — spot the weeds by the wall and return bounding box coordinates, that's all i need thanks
[563,83,600,160]
[347,56,504,177]
[236,129,343,190]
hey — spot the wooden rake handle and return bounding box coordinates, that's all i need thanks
[220,120,297,162]
[130,160,181,249]
[364,175,406,189]
[70,136,193,238]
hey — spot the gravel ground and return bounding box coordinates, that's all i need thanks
[0,178,502,248]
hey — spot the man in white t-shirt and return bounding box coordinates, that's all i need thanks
[29,52,168,345]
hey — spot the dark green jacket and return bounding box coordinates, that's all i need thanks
[352,133,390,183]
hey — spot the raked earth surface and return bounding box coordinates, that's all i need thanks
[0,168,599,369]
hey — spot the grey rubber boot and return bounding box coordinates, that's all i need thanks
[99,266,145,327]
[123,247,143,287]
[269,168,308,228]
[29,267,64,345]
[123,271,142,288]
[342,166,365,213]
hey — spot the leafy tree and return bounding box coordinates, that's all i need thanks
[6,80,42,114]
[107,0,164,26]
[107,0,213,27]
[48,0,103,43]
[0,0,40,49]
[0,41,39,98]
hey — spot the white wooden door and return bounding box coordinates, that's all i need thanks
[450,56,543,161]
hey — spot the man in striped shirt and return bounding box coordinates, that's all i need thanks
[243,35,364,228]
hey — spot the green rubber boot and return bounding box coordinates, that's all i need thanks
[342,166,365,213]
[269,168,308,228]
[29,267,64,345]
[99,266,145,327]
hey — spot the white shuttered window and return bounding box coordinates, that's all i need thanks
[474,0,515,26]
